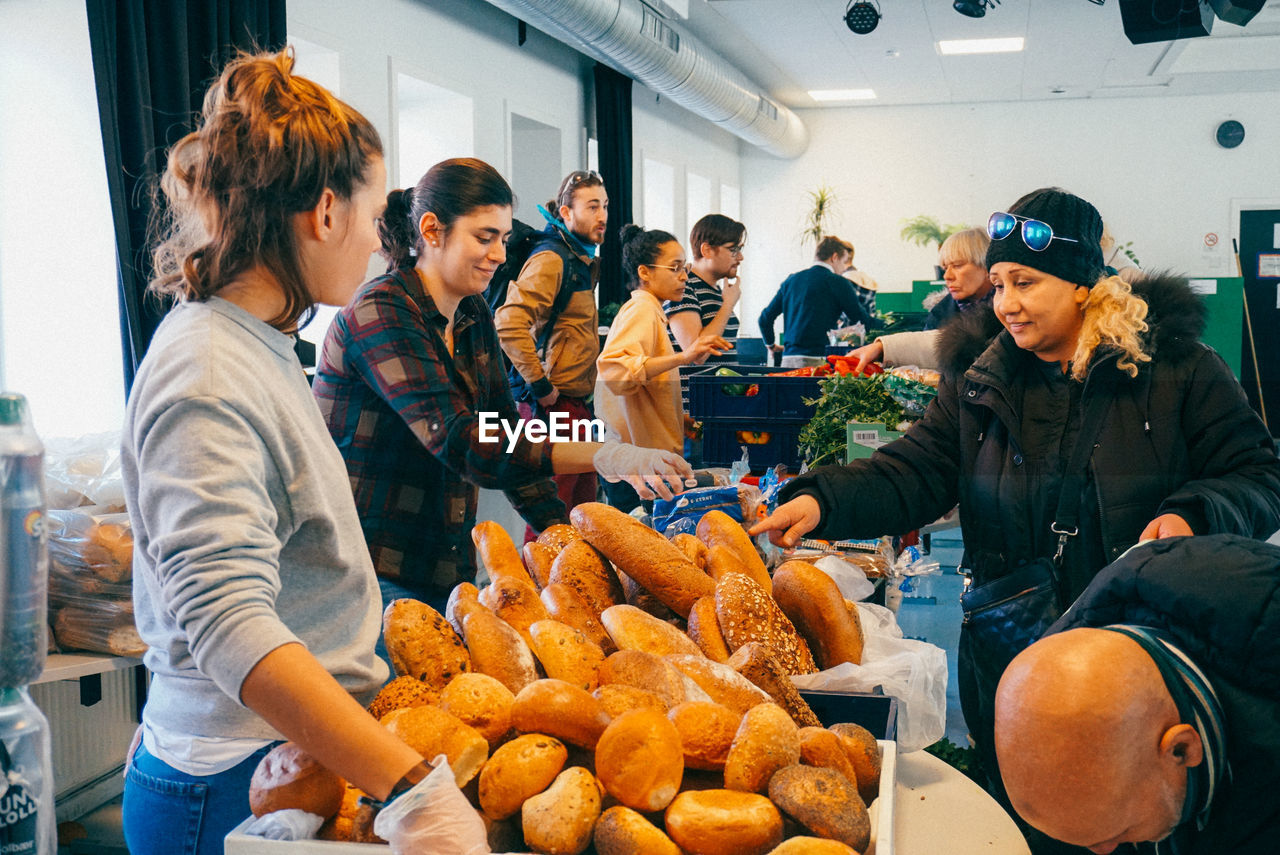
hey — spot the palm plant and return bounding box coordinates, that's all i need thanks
[801,184,838,249]
[899,215,968,249]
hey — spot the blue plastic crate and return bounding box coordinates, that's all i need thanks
[700,419,803,470]
[687,364,823,421]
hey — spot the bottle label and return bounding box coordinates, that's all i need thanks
[0,739,40,854]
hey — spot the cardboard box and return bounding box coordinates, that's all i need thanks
[846,421,905,461]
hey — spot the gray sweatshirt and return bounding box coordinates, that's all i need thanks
[123,298,387,741]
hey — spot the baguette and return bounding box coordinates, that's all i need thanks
[522,541,557,590]
[616,567,682,622]
[705,543,767,593]
[479,574,550,648]
[714,573,817,676]
[445,582,486,638]
[697,509,769,592]
[548,538,624,617]
[772,560,864,669]
[686,595,732,662]
[540,583,616,654]
[471,520,533,586]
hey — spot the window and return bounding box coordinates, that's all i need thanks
[686,171,712,240]
[396,73,474,189]
[721,183,741,221]
[642,157,676,234]
[510,114,562,222]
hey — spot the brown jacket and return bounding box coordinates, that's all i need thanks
[495,239,599,400]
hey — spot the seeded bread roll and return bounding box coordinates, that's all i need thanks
[536,522,583,554]
[664,790,783,855]
[521,766,602,855]
[697,509,770,593]
[592,683,668,718]
[714,573,817,676]
[249,742,344,819]
[540,583,616,654]
[595,708,685,812]
[445,582,486,638]
[512,678,611,750]
[766,837,859,854]
[522,541,557,591]
[671,532,708,570]
[593,805,682,855]
[664,654,772,716]
[461,608,540,694]
[600,604,703,659]
[668,701,742,771]
[438,672,515,749]
[726,643,821,727]
[723,703,801,794]
[616,567,683,622]
[479,574,550,648]
[527,619,606,691]
[548,538,625,618]
[768,764,870,852]
[772,560,864,669]
[686,595,731,663]
[478,733,568,820]
[797,726,860,789]
[381,705,489,787]
[597,649,711,709]
[829,722,883,805]
[472,519,534,586]
[366,675,438,721]
[382,598,471,690]
[571,502,713,618]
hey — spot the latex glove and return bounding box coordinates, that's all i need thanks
[242,809,325,841]
[593,440,695,501]
[749,494,822,548]
[372,756,489,855]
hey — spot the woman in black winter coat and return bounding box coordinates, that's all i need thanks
[752,188,1280,835]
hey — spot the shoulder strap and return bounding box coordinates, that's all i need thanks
[1050,371,1115,564]
[531,237,585,353]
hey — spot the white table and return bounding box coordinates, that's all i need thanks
[891,749,1029,855]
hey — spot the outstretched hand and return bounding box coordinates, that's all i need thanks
[748,494,821,548]
[1138,513,1193,541]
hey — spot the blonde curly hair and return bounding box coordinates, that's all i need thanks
[1069,274,1151,381]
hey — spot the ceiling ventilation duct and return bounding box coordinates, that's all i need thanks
[481,0,809,158]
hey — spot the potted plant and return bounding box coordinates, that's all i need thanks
[800,184,838,250]
[900,215,969,279]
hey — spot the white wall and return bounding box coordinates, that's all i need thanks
[739,93,1280,336]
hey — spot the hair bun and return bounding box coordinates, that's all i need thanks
[619,224,645,246]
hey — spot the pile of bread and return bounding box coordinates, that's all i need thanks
[250,502,883,855]
[45,509,146,657]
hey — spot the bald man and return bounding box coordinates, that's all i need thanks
[994,534,1280,855]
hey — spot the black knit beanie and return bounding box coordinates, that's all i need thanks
[985,187,1105,288]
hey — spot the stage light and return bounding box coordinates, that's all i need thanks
[954,0,1000,18]
[844,0,881,35]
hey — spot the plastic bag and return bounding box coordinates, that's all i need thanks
[652,486,743,537]
[241,809,326,841]
[43,431,125,510]
[812,554,876,603]
[791,600,948,753]
[373,756,489,855]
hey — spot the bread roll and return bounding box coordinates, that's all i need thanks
[595,708,684,812]
[723,703,800,794]
[461,608,540,694]
[772,560,864,669]
[512,678,611,750]
[600,604,703,658]
[726,643,821,727]
[528,619,606,691]
[549,538,625,617]
[540,583,616,654]
[571,503,713,617]
[483,815,523,853]
[521,766,601,855]
[537,522,583,554]
[472,519,533,586]
[366,675,438,720]
[381,705,489,786]
[478,733,568,820]
[714,574,816,676]
[671,532,708,570]
[664,790,783,855]
[797,726,860,790]
[598,649,711,709]
[705,543,772,597]
[697,510,770,593]
[445,582,486,637]
[592,683,668,718]
[382,598,471,689]
[593,805,681,855]
[664,654,772,716]
[85,522,133,583]
[479,574,550,648]
[766,837,859,854]
[768,764,869,852]
[438,672,516,749]
[829,722,883,805]
[616,567,682,622]
[686,595,731,663]
[316,782,363,841]
[249,742,343,818]
[522,541,558,591]
[668,701,741,771]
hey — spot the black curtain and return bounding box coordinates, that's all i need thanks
[86,0,286,394]
[592,62,634,311]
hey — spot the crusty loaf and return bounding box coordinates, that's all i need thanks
[664,654,772,716]
[668,701,741,771]
[726,643,821,727]
[438,672,515,749]
[705,543,763,590]
[797,726,861,790]
[382,598,471,690]
[51,611,146,657]
[595,708,684,812]
[366,675,438,720]
[593,805,681,855]
[479,574,550,648]
[664,790,783,855]
[723,703,801,794]
[460,608,539,694]
[381,705,489,787]
[592,683,668,718]
[540,583,616,654]
[686,595,731,663]
[536,523,583,555]
[697,509,770,593]
[714,574,817,676]
[548,538,624,618]
[766,837,859,854]
[772,560,864,669]
[527,619,606,691]
[829,722,883,805]
[571,503,713,618]
[511,678,611,750]
[671,532,708,570]
[600,604,703,659]
[445,582,486,638]
[478,733,568,820]
[471,520,533,586]
[248,742,344,819]
[597,649,711,709]
[521,766,601,855]
[522,541,557,591]
[768,764,869,852]
[616,567,683,622]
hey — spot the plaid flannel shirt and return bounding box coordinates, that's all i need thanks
[313,268,565,598]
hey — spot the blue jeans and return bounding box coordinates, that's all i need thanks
[122,741,277,855]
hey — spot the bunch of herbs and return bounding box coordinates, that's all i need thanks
[799,373,906,467]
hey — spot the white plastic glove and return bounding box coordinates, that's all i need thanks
[241,809,325,841]
[593,440,695,501]
[372,756,489,855]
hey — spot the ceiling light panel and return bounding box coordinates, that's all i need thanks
[938,36,1026,54]
[808,88,878,101]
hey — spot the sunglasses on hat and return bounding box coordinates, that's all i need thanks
[987,211,1079,252]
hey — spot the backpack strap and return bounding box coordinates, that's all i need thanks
[529,234,589,354]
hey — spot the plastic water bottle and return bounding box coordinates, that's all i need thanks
[0,687,56,855]
[0,394,47,688]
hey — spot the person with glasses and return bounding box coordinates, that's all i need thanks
[495,169,609,522]
[753,187,1280,851]
[596,225,729,512]
[665,214,747,364]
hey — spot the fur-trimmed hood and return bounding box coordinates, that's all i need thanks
[936,271,1207,377]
